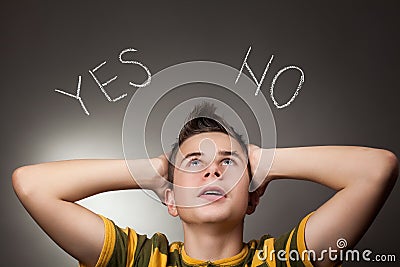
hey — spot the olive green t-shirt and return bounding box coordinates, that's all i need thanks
[80,213,315,267]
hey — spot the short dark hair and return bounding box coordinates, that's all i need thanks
[167,102,250,183]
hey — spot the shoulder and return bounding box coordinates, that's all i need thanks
[87,215,172,267]
[248,213,315,267]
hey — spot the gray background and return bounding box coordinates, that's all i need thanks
[2,1,399,266]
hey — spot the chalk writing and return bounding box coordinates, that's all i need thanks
[235,46,305,108]
[55,48,151,115]
[88,61,126,102]
[55,75,89,115]
[55,46,305,115]
[119,48,151,88]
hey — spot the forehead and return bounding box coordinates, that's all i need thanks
[178,132,245,156]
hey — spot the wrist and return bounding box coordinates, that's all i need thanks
[252,148,276,181]
[124,158,164,190]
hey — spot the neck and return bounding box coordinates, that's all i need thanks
[182,221,244,261]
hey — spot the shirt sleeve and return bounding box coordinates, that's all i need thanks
[253,212,315,267]
[273,212,314,267]
[79,215,169,267]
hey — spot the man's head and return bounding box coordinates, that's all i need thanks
[167,102,249,184]
[165,102,261,226]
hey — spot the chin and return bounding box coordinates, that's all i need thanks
[191,204,245,225]
[199,208,230,223]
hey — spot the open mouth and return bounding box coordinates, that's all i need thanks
[198,186,227,200]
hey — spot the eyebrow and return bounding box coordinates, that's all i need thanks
[181,150,244,164]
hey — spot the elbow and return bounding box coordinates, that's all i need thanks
[12,165,38,201]
[384,150,399,182]
[370,149,398,186]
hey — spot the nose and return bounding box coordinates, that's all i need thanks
[203,163,221,179]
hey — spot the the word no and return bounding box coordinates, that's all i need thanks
[235,46,305,109]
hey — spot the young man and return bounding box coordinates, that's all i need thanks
[12,103,398,267]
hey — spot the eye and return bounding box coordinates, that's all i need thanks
[222,158,234,166]
[189,159,201,167]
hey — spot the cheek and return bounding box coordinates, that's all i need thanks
[173,169,204,187]
[236,179,250,198]
[223,165,249,190]
[235,183,250,213]
[231,170,251,201]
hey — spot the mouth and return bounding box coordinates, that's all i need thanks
[198,186,227,201]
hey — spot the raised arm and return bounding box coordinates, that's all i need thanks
[12,157,168,267]
[249,145,398,267]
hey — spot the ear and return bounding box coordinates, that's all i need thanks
[246,190,260,215]
[165,188,179,217]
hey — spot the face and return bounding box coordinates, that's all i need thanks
[165,132,255,227]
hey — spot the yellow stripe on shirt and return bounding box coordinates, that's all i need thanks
[97,214,116,267]
[148,246,168,267]
[125,228,138,267]
[297,213,314,267]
